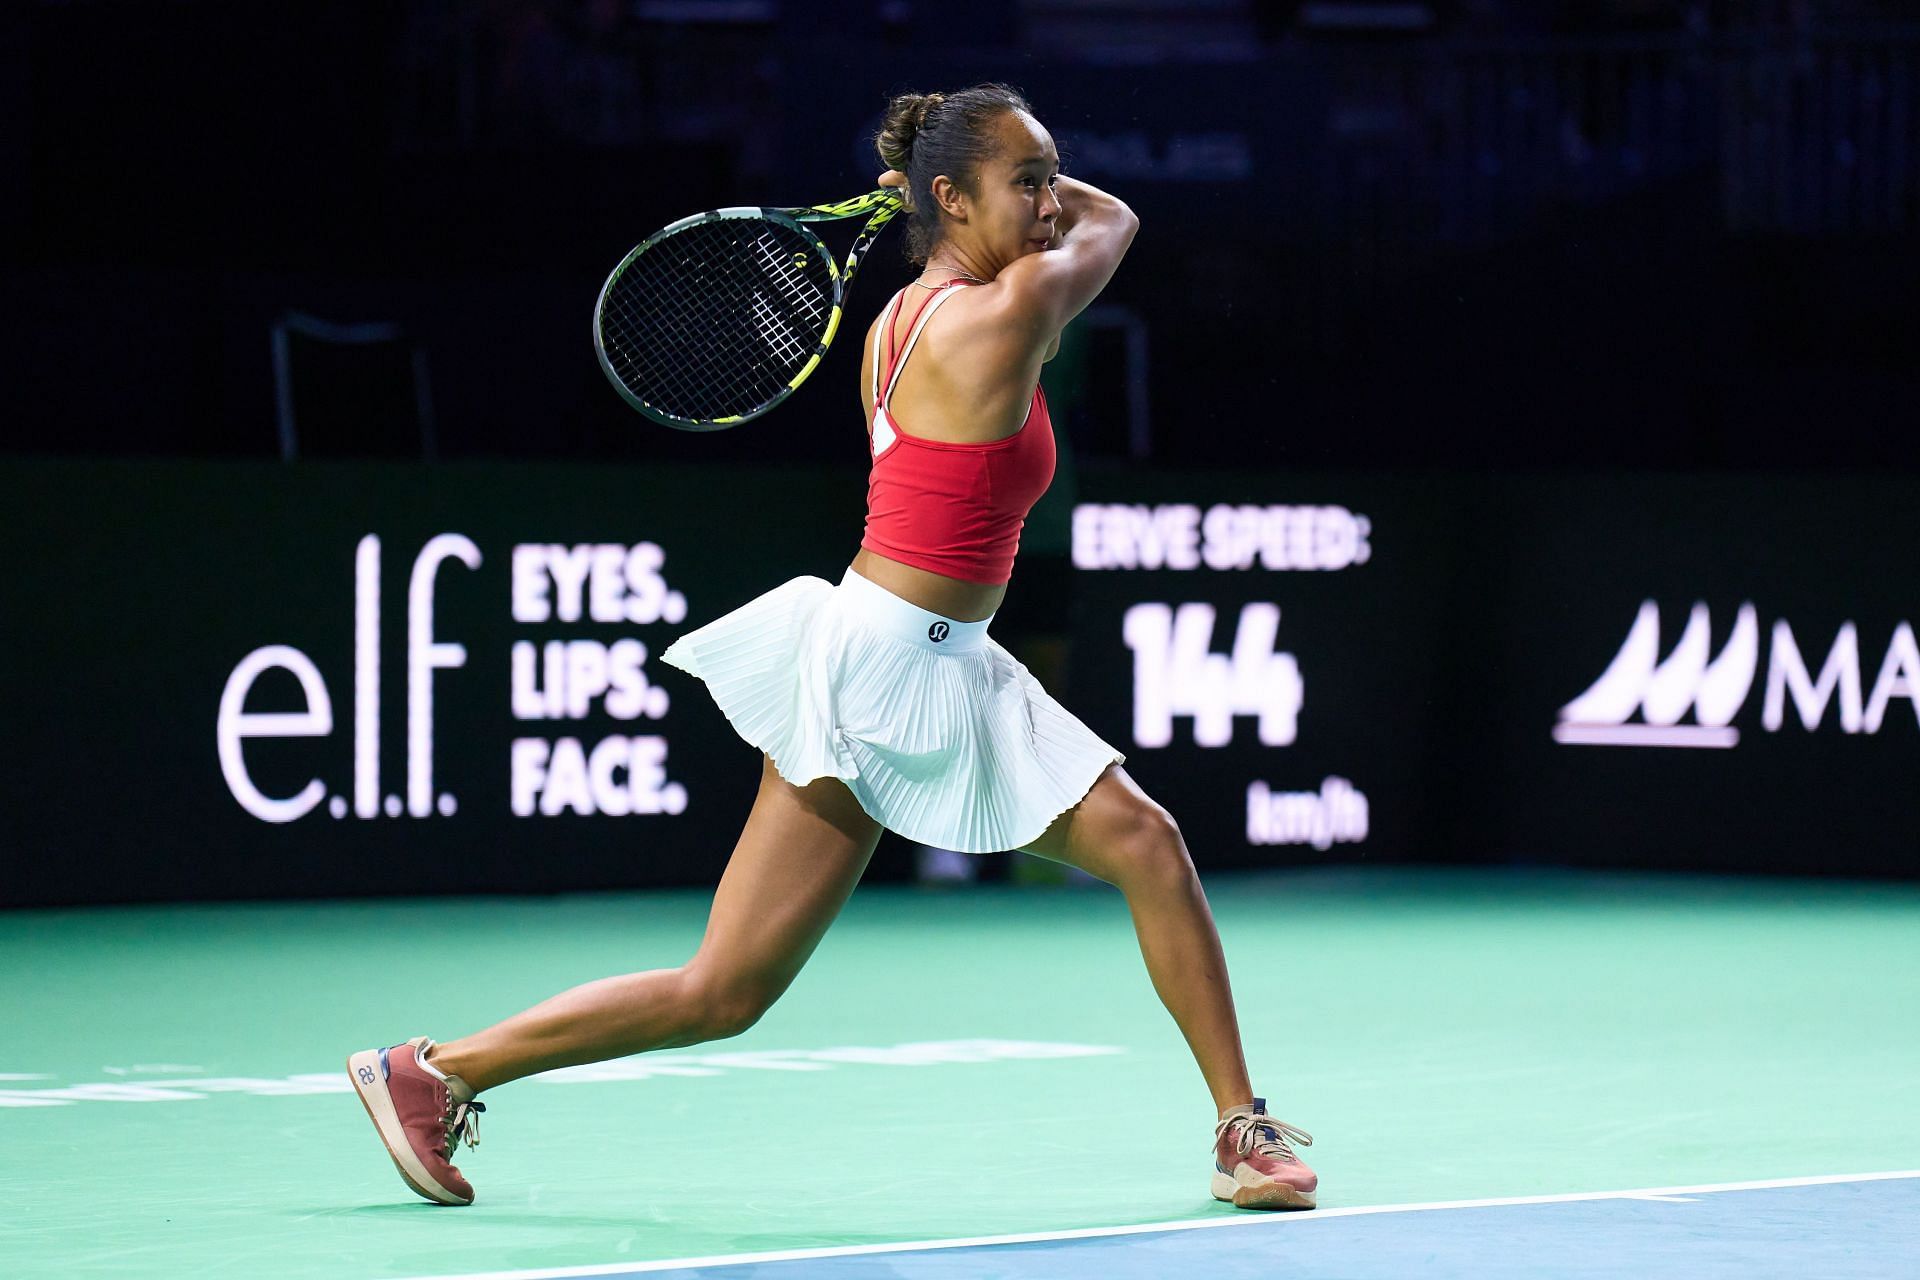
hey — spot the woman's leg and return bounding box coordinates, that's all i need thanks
[1021,765,1254,1116]
[430,756,883,1093]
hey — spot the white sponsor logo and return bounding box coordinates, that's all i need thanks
[218,534,483,822]
[0,1041,1120,1108]
[1124,602,1303,748]
[1072,503,1371,572]
[509,542,689,818]
[510,735,683,817]
[1555,601,1920,747]
[1247,777,1369,849]
[219,535,689,822]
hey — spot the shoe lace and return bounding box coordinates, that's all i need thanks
[443,1097,485,1156]
[1216,1111,1312,1163]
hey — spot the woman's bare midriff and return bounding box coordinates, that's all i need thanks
[849,547,1008,623]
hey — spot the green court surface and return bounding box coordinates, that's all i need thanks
[3,867,1917,1279]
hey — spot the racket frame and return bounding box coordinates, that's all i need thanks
[593,189,903,431]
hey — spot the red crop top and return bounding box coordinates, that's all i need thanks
[860,281,1057,585]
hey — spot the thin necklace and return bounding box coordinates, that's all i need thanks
[912,266,988,288]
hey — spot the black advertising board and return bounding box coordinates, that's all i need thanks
[1,460,867,905]
[1070,470,1919,880]
[1063,470,1463,871]
[3,463,1914,906]
[1454,475,1920,877]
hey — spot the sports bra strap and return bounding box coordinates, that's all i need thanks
[869,294,893,404]
[878,282,972,413]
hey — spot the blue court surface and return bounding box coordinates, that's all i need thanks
[404,1172,1919,1280]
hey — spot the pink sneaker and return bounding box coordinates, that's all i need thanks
[1212,1099,1316,1210]
[347,1036,485,1205]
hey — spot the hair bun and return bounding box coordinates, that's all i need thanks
[876,91,945,172]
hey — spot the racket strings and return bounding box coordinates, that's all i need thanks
[599,218,834,424]
[746,234,825,368]
[605,234,748,418]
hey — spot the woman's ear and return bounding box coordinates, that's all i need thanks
[929,174,969,223]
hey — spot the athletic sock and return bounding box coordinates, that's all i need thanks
[416,1039,477,1103]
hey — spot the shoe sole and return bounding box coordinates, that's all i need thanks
[1212,1170,1316,1210]
[346,1049,473,1206]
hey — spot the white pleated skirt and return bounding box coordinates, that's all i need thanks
[659,567,1125,853]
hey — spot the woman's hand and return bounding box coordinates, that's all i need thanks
[877,169,910,210]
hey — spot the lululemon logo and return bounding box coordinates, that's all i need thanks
[928,621,950,643]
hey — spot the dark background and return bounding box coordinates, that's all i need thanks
[4,2,1917,903]
[7,1,1916,470]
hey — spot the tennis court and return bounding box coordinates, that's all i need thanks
[5,867,1915,1278]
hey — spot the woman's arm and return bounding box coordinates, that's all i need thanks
[996,174,1138,347]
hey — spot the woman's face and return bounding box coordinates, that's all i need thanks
[948,110,1062,271]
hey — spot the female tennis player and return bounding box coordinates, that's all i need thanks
[349,83,1316,1213]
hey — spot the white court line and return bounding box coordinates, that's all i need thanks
[1620,1194,1700,1203]
[389,1169,1920,1280]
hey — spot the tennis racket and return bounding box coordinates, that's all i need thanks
[593,189,905,430]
